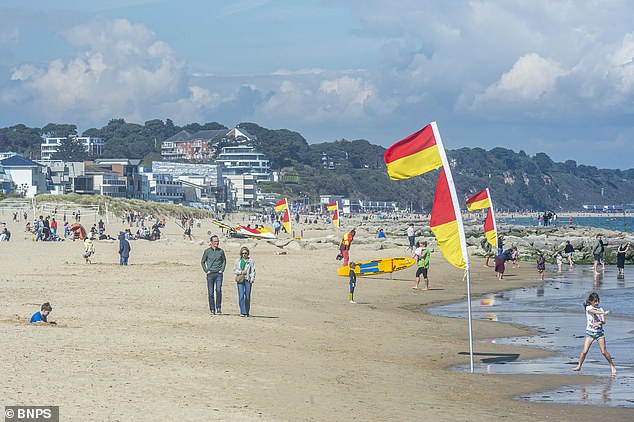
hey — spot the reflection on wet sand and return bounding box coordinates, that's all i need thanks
[431,264,634,407]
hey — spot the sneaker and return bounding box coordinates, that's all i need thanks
[349,300,356,304]
[216,310,222,315]
[210,310,216,315]
[240,314,246,317]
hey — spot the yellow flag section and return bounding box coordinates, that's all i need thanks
[484,208,497,248]
[274,198,288,212]
[282,208,291,233]
[326,201,338,211]
[337,257,415,277]
[430,168,467,269]
[383,124,443,180]
[465,188,491,211]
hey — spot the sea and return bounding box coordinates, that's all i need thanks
[430,264,634,407]
[498,216,634,233]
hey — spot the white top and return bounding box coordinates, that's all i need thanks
[407,226,415,237]
[585,305,604,333]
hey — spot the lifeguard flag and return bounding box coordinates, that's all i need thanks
[274,198,288,212]
[466,189,491,211]
[430,168,466,269]
[484,208,497,248]
[326,201,338,211]
[333,209,339,228]
[383,123,443,180]
[282,208,291,233]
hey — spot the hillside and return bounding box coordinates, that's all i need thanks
[2,120,633,210]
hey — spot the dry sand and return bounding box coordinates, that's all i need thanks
[0,217,631,421]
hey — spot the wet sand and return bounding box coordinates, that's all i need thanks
[0,217,632,421]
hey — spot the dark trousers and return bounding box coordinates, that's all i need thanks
[206,272,223,312]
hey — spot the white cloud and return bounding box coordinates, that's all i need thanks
[475,53,568,104]
[5,18,194,124]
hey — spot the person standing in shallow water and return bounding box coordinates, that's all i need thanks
[616,242,630,278]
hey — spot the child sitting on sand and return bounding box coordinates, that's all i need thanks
[30,302,55,324]
[349,262,357,304]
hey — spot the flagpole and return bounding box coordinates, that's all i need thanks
[431,122,474,373]
[486,188,499,250]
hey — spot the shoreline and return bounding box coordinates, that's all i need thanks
[1,217,632,420]
[430,264,634,407]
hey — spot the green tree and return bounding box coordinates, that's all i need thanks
[51,137,88,161]
[42,123,77,138]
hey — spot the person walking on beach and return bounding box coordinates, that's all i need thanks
[616,242,630,278]
[555,252,563,273]
[83,233,95,264]
[406,224,415,252]
[412,241,431,290]
[233,246,255,317]
[201,235,226,315]
[564,240,574,267]
[536,253,546,280]
[572,293,617,375]
[348,262,357,303]
[339,229,355,267]
[592,234,607,275]
[118,231,131,265]
[480,237,493,267]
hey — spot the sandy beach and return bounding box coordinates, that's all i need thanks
[0,217,632,421]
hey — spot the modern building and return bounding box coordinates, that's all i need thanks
[151,161,226,207]
[215,145,271,181]
[41,136,104,161]
[160,127,257,161]
[0,155,48,197]
[93,159,149,200]
[46,161,86,195]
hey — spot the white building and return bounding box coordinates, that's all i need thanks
[0,155,48,197]
[215,145,271,181]
[41,136,104,161]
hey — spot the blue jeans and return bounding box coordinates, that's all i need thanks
[237,281,252,316]
[206,272,223,313]
[120,255,128,265]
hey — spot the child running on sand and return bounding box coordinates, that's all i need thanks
[349,262,357,303]
[572,293,617,375]
[83,234,95,264]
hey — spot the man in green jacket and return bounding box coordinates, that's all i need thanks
[201,235,227,315]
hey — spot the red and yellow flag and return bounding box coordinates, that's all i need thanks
[430,168,467,269]
[383,123,443,180]
[466,188,491,211]
[274,198,288,212]
[333,209,339,228]
[282,208,291,233]
[484,208,497,248]
[326,201,338,211]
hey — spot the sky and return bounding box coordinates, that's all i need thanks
[1,0,633,169]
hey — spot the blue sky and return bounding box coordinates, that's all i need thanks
[1,1,634,169]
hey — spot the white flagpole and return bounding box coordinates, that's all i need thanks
[486,188,499,250]
[431,121,474,373]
